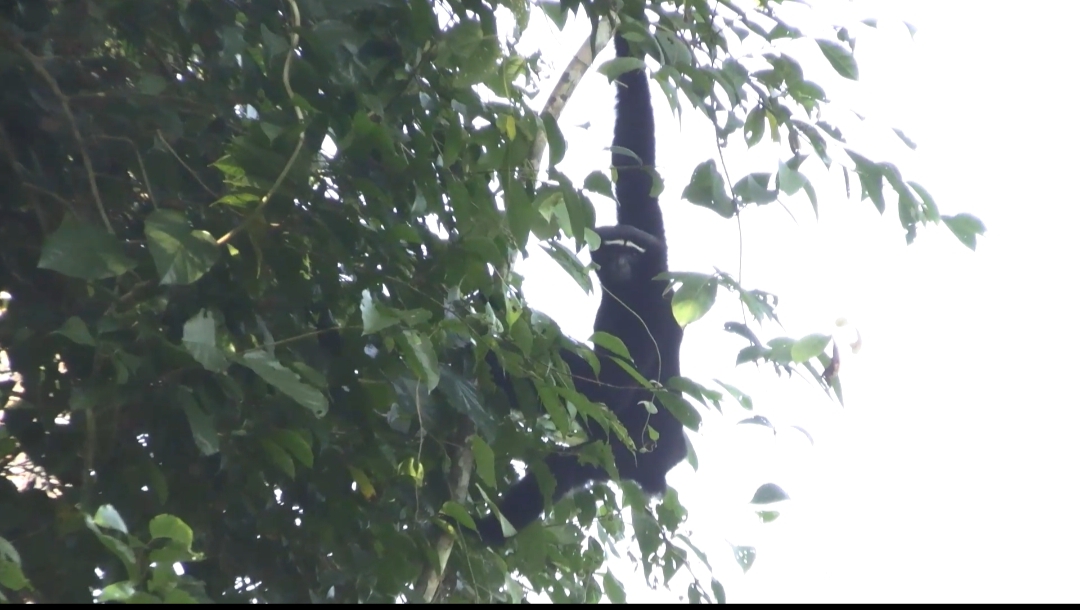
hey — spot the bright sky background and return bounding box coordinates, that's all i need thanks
[503,0,1080,603]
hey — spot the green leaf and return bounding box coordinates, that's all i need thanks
[348,466,377,500]
[538,384,572,435]
[682,160,734,219]
[269,429,314,469]
[98,581,138,603]
[38,215,136,280]
[0,537,20,564]
[732,545,757,573]
[144,210,221,285]
[439,368,498,441]
[602,571,626,604]
[778,158,808,196]
[845,151,885,213]
[816,39,859,80]
[439,501,476,532]
[542,111,566,167]
[52,316,96,346]
[750,482,790,504]
[892,127,917,150]
[583,170,614,200]
[178,388,220,456]
[543,241,593,293]
[238,350,329,417]
[791,333,830,363]
[182,310,228,373]
[671,274,717,327]
[657,390,702,431]
[655,30,692,67]
[401,330,440,392]
[149,514,195,550]
[505,178,534,249]
[260,438,296,479]
[0,558,29,591]
[589,331,631,361]
[470,436,496,488]
[756,510,781,523]
[597,57,645,81]
[360,290,399,335]
[738,415,774,431]
[745,106,765,147]
[943,213,986,251]
[93,504,129,534]
[732,172,776,205]
[711,579,726,604]
[137,74,168,95]
[717,381,753,410]
[0,538,28,592]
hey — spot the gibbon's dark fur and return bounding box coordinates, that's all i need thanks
[471,27,687,546]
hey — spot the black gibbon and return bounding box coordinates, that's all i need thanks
[470,22,687,546]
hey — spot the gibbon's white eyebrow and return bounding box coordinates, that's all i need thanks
[602,238,646,253]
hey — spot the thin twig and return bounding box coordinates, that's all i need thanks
[418,425,475,603]
[528,18,615,175]
[216,0,306,247]
[155,129,218,199]
[11,41,113,233]
[95,135,158,209]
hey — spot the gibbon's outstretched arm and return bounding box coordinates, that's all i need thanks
[613,33,664,243]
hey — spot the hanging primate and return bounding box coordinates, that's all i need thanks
[471,18,687,546]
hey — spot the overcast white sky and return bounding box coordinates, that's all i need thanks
[505,0,1080,603]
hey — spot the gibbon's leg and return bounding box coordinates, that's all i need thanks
[473,452,609,546]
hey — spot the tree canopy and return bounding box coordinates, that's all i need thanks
[0,0,982,603]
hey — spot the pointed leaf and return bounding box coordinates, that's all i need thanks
[53,316,96,346]
[182,310,228,373]
[943,213,986,251]
[239,350,329,416]
[816,39,858,80]
[470,436,496,488]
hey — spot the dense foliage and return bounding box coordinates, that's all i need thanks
[0,0,981,603]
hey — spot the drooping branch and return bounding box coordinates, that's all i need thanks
[8,40,113,233]
[527,18,614,174]
[418,429,475,603]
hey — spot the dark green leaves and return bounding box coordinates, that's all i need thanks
[145,210,220,285]
[38,215,135,280]
[239,350,329,417]
[52,316,96,346]
[470,435,496,488]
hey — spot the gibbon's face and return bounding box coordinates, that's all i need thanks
[591,225,665,286]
